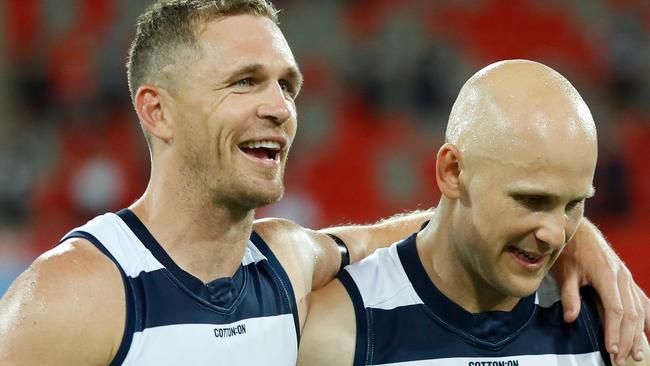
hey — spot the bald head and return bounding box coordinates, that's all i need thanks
[431,61,599,306]
[446,60,597,169]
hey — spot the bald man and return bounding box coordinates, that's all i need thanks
[297,60,650,366]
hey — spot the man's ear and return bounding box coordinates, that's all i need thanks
[436,143,463,199]
[134,85,174,144]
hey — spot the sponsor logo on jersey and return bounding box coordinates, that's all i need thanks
[214,324,247,338]
[468,360,519,366]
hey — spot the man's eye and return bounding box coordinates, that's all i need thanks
[234,78,253,87]
[279,80,294,96]
[517,195,547,209]
[566,199,584,212]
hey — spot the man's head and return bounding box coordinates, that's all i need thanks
[435,60,597,303]
[127,0,279,104]
[129,1,302,213]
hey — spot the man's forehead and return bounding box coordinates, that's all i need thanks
[197,14,296,64]
[486,145,597,195]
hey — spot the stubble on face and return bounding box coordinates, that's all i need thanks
[177,117,289,215]
[168,15,297,214]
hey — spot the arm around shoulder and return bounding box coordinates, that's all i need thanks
[321,208,434,266]
[255,209,434,294]
[254,217,342,294]
[0,239,125,366]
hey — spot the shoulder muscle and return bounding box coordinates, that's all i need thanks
[0,238,125,365]
[254,218,340,289]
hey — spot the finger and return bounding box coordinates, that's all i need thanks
[559,270,582,323]
[629,284,646,362]
[636,284,650,335]
[592,268,624,355]
[614,271,638,365]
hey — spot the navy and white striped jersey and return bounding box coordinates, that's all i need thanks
[61,209,299,366]
[338,233,611,366]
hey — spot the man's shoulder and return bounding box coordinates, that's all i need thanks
[0,237,125,365]
[33,237,123,289]
[341,242,414,310]
[1,237,125,329]
[253,217,307,247]
[252,217,326,276]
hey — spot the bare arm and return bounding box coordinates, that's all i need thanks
[254,210,431,329]
[0,239,124,366]
[320,209,434,266]
[297,279,356,366]
[256,209,432,292]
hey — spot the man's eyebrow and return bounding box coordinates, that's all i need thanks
[225,64,264,82]
[506,185,596,201]
[223,64,303,86]
[285,67,304,91]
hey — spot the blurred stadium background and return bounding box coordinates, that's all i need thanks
[0,0,649,296]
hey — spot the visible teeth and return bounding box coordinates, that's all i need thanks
[240,140,280,150]
[513,247,539,261]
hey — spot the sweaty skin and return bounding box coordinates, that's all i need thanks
[298,60,650,366]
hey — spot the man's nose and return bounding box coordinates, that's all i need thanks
[534,211,567,250]
[256,83,292,124]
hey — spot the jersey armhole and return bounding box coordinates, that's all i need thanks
[61,231,136,366]
[338,270,369,366]
[250,231,301,343]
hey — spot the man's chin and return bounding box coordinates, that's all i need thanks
[239,187,284,210]
[255,190,284,207]
[506,278,544,299]
[208,184,284,214]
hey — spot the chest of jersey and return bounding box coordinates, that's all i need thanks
[63,211,300,366]
[339,235,610,366]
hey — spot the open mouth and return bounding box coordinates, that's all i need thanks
[508,246,542,264]
[239,140,281,161]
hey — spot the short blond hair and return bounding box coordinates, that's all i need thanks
[126,0,279,102]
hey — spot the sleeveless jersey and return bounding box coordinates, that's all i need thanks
[61,209,300,366]
[338,233,611,366]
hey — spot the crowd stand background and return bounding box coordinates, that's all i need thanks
[1,0,649,295]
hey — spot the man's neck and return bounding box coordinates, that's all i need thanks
[129,186,255,284]
[417,202,521,313]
